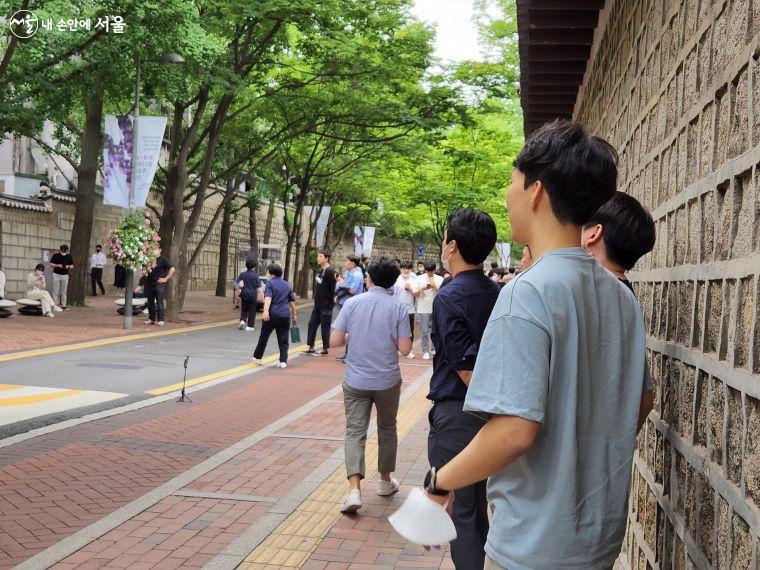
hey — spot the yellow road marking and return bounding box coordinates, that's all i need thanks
[145,340,322,396]
[240,381,429,568]
[0,302,314,364]
[0,385,20,391]
[0,389,84,407]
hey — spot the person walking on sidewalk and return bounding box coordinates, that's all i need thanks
[143,250,175,326]
[235,259,263,331]
[421,120,653,570]
[306,249,336,355]
[89,245,107,296]
[252,264,297,368]
[393,261,420,359]
[426,208,500,569]
[330,256,412,514]
[415,261,442,360]
[50,244,74,309]
[334,255,364,363]
[26,264,63,317]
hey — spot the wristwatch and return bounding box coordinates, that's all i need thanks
[424,466,450,496]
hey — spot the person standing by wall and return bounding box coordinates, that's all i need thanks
[49,244,74,309]
[252,264,297,368]
[393,261,420,359]
[143,249,175,326]
[330,257,412,514]
[414,261,443,360]
[0,262,5,300]
[89,245,107,296]
[427,209,500,569]
[306,249,336,355]
[334,255,365,363]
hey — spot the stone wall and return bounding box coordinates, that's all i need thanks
[575,0,760,567]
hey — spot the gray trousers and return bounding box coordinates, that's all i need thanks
[51,274,69,307]
[429,399,489,570]
[343,381,401,479]
[418,312,432,353]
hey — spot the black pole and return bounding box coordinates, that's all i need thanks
[177,354,192,402]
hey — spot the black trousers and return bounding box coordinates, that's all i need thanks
[145,284,165,321]
[91,268,105,295]
[428,399,489,570]
[408,313,415,342]
[306,307,332,349]
[253,316,290,363]
[240,298,257,328]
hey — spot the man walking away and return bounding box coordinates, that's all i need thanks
[252,264,297,368]
[334,255,365,363]
[90,245,107,296]
[330,256,412,514]
[235,259,263,331]
[581,190,656,294]
[427,209,500,569]
[424,120,653,570]
[415,261,442,360]
[306,249,336,355]
[143,249,175,326]
[50,244,74,309]
[393,261,419,359]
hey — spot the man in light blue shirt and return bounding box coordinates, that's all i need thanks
[331,257,412,514]
[422,120,654,569]
[334,255,366,363]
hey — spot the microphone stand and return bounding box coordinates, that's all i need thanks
[177,355,192,402]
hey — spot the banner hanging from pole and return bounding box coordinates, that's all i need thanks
[103,115,167,208]
[303,206,331,248]
[362,226,376,257]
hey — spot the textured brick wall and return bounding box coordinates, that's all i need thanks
[575,0,760,567]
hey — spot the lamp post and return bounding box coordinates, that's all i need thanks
[123,52,185,329]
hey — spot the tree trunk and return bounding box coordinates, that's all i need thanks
[249,201,259,252]
[68,93,103,306]
[215,187,233,296]
[263,197,275,243]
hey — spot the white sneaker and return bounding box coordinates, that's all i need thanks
[406,353,416,359]
[339,489,362,513]
[156,321,165,326]
[47,312,55,318]
[377,477,400,496]
[142,308,149,314]
[422,352,430,360]
[245,327,255,332]
[144,319,155,325]
[53,306,63,312]
[252,358,262,365]
[238,320,246,330]
[276,361,288,368]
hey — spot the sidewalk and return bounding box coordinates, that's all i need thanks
[0,345,451,569]
[0,291,245,355]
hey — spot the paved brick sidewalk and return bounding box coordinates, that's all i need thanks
[0,291,244,354]
[0,338,450,569]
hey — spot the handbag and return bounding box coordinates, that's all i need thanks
[290,323,301,343]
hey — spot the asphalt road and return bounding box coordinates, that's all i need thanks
[0,305,317,395]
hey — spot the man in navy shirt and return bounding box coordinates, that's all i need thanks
[235,258,263,331]
[253,264,297,368]
[428,209,500,569]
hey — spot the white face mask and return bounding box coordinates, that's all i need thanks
[440,242,454,272]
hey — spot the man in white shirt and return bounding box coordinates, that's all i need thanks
[414,261,443,360]
[393,260,420,359]
[90,244,107,296]
[0,261,6,299]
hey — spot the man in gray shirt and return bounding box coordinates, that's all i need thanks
[422,120,654,569]
[330,257,412,514]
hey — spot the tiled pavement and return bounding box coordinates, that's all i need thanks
[0,342,453,569]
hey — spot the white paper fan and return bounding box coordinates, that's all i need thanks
[388,487,457,545]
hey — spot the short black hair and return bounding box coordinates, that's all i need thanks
[490,261,498,269]
[245,258,256,270]
[35,263,45,271]
[508,267,516,274]
[60,244,69,252]
[444,209,497,265]
[515,119,618,226]
[267,263,283,277]
[424,261,436,272]
[319,249,332,260]
[583,191,656,270]
[367,256,400,289]
[394,258,401,264]
[95,244,102,249]
[400,260,413,269]
[347,255,360,266]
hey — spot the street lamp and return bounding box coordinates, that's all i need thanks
[123,52,185,329]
